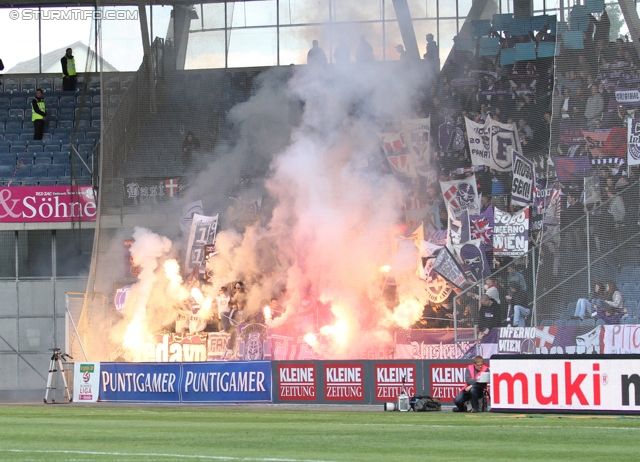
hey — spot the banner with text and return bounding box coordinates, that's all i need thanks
[628,118,640,166]
[73,362,100,403]
[511,152,535,206]
[99,361,272,403]
[0,186,96,223]
[493,208,530,257]
[465,117,521,172]
[491,355,640,413]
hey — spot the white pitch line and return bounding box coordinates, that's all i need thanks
[338,423,640,430]
[0,449,336,462]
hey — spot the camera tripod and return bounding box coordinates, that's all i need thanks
[44,348,73,404]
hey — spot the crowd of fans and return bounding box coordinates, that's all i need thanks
[396,9,640,329]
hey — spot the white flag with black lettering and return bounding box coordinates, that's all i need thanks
[465,117,521,171]
[184,213,219,274]
[511,151,535,206]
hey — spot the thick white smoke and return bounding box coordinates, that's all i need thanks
[108,60,433,360]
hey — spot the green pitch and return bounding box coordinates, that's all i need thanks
[0,406,638,461]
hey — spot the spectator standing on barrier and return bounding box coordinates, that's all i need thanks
[307,40,328,66]
[355,36,375,63]
[573,282,603,320]
[561,192,585,266]
[504,283,530,327]
[61,48,77,92]
[585,84,604,129]
[424,34,440,73]
[396,45,409,61]
[181,131,201,172]
[31,89,47,141]
[221,282,247,356]
[215,286,231,331]
[453,355,489,413]
[506,264,526,291]
[478,294,500,333]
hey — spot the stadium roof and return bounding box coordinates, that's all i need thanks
[0,0,263,8]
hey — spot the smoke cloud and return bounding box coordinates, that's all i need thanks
[104,59,434,360]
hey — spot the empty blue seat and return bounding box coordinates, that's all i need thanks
[0,147,10,154]
[624,317,639,325]
[30,164,47,178]
[57,120,73,129]
[4,134,19,142]
[44,96,59,107]
[38,81,53,93]
[10,146,24,153]
[622,283,636,293]
[85,132,100,140]
[77,95,92,106]
[621,266,635,276]
[624,301,638,311]
[580,318,596,327]
[540,319,554,326]
[6,121,22,131]
[77,143,94,153]
[3,82,19,92]
[43,145,60,153]
[617,274,630,286]
[0,166,13,179]
[59,95,75,105]
[14,165,30,178]
[10,97,26,107]
[27,145,43,153]
[34,156,51,165]
[0,154,15,166]
[51,154,69,164]
[47,164,65,177]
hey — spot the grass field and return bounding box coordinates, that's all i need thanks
[0,406,639,461]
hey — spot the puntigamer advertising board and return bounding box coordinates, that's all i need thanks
[99,361,272,403]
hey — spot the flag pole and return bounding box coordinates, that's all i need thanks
[584,176,591,294]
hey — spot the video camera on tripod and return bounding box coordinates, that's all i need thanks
[44,348,73,404]
[50,348,73,362]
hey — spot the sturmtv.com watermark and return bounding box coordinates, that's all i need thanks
[9,9,139,20]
